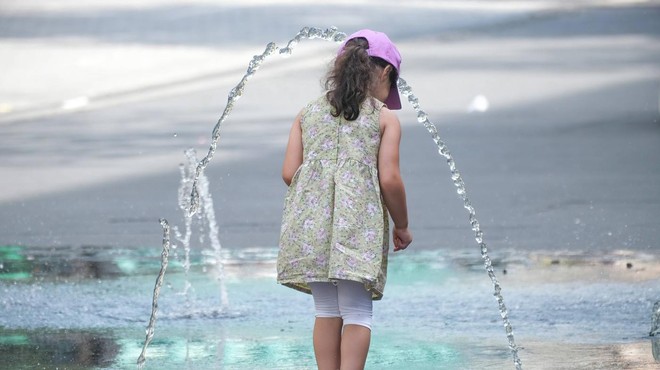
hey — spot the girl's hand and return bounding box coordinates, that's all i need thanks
[393,227,412,252]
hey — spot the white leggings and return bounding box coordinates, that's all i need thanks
[308,280,373,330]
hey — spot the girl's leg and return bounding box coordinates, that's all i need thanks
[313,317,343,370]
[309,282,342,370]
[337,280,373,370]
[340,325,371,370]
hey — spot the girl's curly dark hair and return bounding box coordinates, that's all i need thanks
[325,37,397,121]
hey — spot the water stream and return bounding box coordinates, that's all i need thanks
[138,26,522,369]
[398,77,522,368]
[136,219,170,369]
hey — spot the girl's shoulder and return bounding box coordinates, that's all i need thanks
[377,103,400,133]
[302,95,330,114]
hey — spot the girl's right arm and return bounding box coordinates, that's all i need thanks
[378,108,412,251]
[282,112,303,186]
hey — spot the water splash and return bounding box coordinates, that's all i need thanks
[194,155,229,309]
[137,219,171,369]
[398,78,522,369]
[140,26,522,369]
[178,148,228,309]
[171,150,199,314]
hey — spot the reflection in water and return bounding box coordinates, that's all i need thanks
[0,245,127,281]
[2,326,657,369]
[0,329,119,368]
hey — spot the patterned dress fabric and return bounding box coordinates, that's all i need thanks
[277,95,389,300]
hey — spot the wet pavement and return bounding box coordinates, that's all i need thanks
[1,244,659,369]
[1,0,660,369]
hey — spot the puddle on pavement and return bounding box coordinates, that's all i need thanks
[1,244,659,369]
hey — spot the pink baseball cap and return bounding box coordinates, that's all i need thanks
[339,29,402,110]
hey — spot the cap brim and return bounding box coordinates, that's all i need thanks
[384,84,402,110]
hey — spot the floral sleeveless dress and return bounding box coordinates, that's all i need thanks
[277,95,389,300]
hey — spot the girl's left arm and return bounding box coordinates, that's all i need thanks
[282,112,303,186]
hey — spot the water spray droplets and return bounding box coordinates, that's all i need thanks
[280,26,346,57]
[398,77,522,370]
[402,82,454,161]
[416,111,428,123]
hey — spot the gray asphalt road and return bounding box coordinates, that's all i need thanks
[0,2,659,255]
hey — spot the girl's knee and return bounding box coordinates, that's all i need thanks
[337,280,373,330]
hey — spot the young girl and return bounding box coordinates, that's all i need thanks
[277,29,412,370]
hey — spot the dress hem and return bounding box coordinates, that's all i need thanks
[277,276,384,301]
